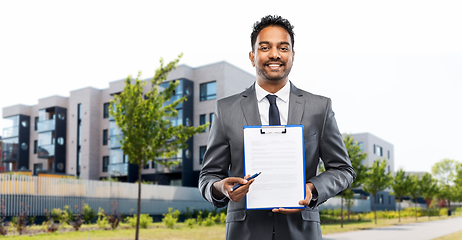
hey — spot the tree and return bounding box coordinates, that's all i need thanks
[109,54,207,240]
[391,168,409,222]
[341,134,368,225]
[407,174,421,220]
[362,158,392,224]
[431,159,461,215]
[419,172,438,219]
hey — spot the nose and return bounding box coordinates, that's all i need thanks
[269,47,280,59]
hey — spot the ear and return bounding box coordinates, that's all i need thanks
[249,51,255,67]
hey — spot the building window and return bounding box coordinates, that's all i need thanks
[34,140,38,154]
[357,142,363,151]
[103,102,110,119]
[34,117,39,131]
[388,150,390,159]
[199,114,206,132]
[199,146,207,165]
[209,113,215,129]
[102,129,108,146]
[199,81,216,101]
[144,161,150,169]
[102,156,109,172]
[374,144,383,157]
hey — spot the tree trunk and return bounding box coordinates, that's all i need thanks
[135,163,142,240]
[340,191,344,228]
[448,200,451,217]
[374,194,377,224]
[398,198,401,223]
[415,197,417,221]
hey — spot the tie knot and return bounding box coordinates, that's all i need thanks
[266,95,278,105]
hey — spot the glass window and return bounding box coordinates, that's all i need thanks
[102,156,109,172]
[103,103,110,119]
[1,138,19,160]
[199,146,207,165]
[34,117,39,131]
[200,81,217,101]
[199,114,206,132]
[3,115,19,138]
[102,129,108,145]
[374,145,383,157]
[357,142,363,151]
[34,140,38,154]
[209,113,215,129]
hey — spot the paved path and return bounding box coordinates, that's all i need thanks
[323,217,462,240]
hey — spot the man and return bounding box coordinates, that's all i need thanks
[199,15,355,240]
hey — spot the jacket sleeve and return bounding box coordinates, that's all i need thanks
[198,101,231,208]
[308,98,356,207]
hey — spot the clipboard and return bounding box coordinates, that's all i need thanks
[243,125,306,210]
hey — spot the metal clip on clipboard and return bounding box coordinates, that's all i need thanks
[260,126,287,134]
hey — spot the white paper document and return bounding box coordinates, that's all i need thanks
[243,125,306,210]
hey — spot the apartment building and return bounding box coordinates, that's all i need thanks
[1,61,255,187]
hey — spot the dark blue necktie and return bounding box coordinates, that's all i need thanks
[266,94,281,125]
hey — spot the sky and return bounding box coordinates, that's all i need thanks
[1,0,461,173]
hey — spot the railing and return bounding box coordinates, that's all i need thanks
[37,144,55,158]
[109,135,122,149]
[2,126,19,138]
[0,174,215,217]
[37,119,55,132]
[108,162,128,176]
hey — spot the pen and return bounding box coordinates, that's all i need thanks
[230,172,261,192]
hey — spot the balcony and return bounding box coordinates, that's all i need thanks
[37,119,55,132]
[2,126,19,138]
[153,159,182,173]
[109,135,123,149]
[1,149,18,162]
[37,144,55,158]
[108,163,128,176]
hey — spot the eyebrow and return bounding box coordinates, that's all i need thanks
[258,41,291,46]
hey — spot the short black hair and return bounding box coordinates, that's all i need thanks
[251,15,295,52]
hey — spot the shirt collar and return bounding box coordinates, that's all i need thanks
[255,81,291,103]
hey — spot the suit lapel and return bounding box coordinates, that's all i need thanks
[240,83,262,126]
[288,82,305,125]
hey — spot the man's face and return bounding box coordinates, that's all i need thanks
[249,26,295,84]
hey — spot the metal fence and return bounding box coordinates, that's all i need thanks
[0,174,214,217]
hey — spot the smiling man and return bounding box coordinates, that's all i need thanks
[199,15,355,240]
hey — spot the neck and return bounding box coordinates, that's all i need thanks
[256,79,289,94]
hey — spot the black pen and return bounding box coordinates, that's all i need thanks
[230,172,261,192]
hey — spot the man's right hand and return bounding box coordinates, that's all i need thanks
[212,176,255,202]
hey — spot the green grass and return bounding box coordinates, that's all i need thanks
[432,230,462,240]
[2,215,460,239]
[1,223,226,240]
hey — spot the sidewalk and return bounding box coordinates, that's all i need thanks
[323,217,462,240]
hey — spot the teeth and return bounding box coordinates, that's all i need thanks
[268,64,280,67]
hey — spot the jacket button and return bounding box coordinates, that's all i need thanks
[268,212,273,216]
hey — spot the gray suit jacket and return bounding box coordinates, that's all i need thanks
[199,82,356,240]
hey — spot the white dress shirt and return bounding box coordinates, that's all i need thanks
[255,81,290,125]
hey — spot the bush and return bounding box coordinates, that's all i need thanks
[97,208,109,229]
[126,214,153,229]
[203,213,218,226]
[184,218,196,228]
[51,208,62,223]
[162,208,180,228]
[83,204,97,224]
[219,212,227,224]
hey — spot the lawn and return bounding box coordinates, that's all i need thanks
[2,215,458,240]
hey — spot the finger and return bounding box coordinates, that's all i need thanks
[227,177,248,185]
[243,175,251,180]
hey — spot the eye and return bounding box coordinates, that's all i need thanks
[280,46,289,51]
[259,46,270,51]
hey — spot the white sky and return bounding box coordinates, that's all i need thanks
[1,0,461,173]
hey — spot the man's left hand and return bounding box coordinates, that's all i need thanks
[272,183,317,214]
